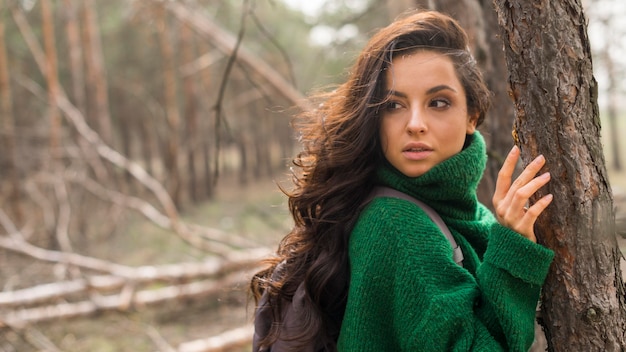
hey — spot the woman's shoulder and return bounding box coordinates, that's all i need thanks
[350,196,451,251]
[348,195,467,278]
[356,195,434,227]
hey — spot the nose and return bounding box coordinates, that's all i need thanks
[406,107,427,134]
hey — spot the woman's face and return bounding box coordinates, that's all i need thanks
[379,50,477,178]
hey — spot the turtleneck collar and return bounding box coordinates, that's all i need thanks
[376,131,488,220]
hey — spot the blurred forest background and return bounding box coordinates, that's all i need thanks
[0,0,624,351]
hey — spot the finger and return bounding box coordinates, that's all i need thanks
[510,154,547,192]
[510,172,551,210]
[493,145,520,204]
[506,193,553,243]
[525,193,554,220]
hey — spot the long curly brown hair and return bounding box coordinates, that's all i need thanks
[250,10,491,350]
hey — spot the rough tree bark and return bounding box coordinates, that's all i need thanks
[492,0,626,350]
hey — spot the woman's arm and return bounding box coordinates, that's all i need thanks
[338,199,553,352]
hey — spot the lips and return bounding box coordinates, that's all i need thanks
[405,147,430,152]
[402,142,433,160]
[403,142,432,152]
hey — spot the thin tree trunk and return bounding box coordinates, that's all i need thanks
[62,0,93,241]
[62,0,86,114]
[41,0,61,159]
[203,140,214,199]
[197,38,215,199]
[492,1,626,350]
[156,5,181,207]
[237,132,248,185]
[0,3,23,224]
[81,0,112,144]
[137,114,155,177]
[181,23,200,203]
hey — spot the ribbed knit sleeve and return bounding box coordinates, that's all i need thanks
[473,223,555,349]
[337,197,554,352]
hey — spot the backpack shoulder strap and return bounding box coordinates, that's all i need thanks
[366,186,464,267]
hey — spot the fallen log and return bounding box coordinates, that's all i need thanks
[0,270,251,328]
[0,247,269,308]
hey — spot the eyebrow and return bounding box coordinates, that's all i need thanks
[426,85,457,95]
[385,84,458,98]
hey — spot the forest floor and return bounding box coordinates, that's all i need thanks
[0,176,290,352]
[2,168,626,352]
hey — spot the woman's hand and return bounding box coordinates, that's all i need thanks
[492,145,553,243]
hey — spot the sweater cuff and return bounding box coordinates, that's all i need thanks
[484,223,554,285]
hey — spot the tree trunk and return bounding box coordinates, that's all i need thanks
[41,0,61,158]
[0,4,23,224]
[156,5,182,207]
[197,39,215,199]
[181,23,200,203]
[492,1,626,350]
[203,140,214,199]
[137,112,155,177]
[81,0,112,144]
[62,0,86,115]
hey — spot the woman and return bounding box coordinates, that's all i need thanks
[251,10,554,352]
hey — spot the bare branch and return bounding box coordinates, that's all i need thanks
[0,230,135,277]
[156,0,311,111]
[14,74,250,254]
[212,0,250,185]
[65,174,260,249]
[0,246,269,308]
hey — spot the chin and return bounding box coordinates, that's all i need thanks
[402,168,429,178]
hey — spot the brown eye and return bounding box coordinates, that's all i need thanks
[430,98,451,109]
[385,101,403,111]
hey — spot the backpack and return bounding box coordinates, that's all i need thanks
[252,186,463,351]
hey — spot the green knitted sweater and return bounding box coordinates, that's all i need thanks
[337,132,554,351]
